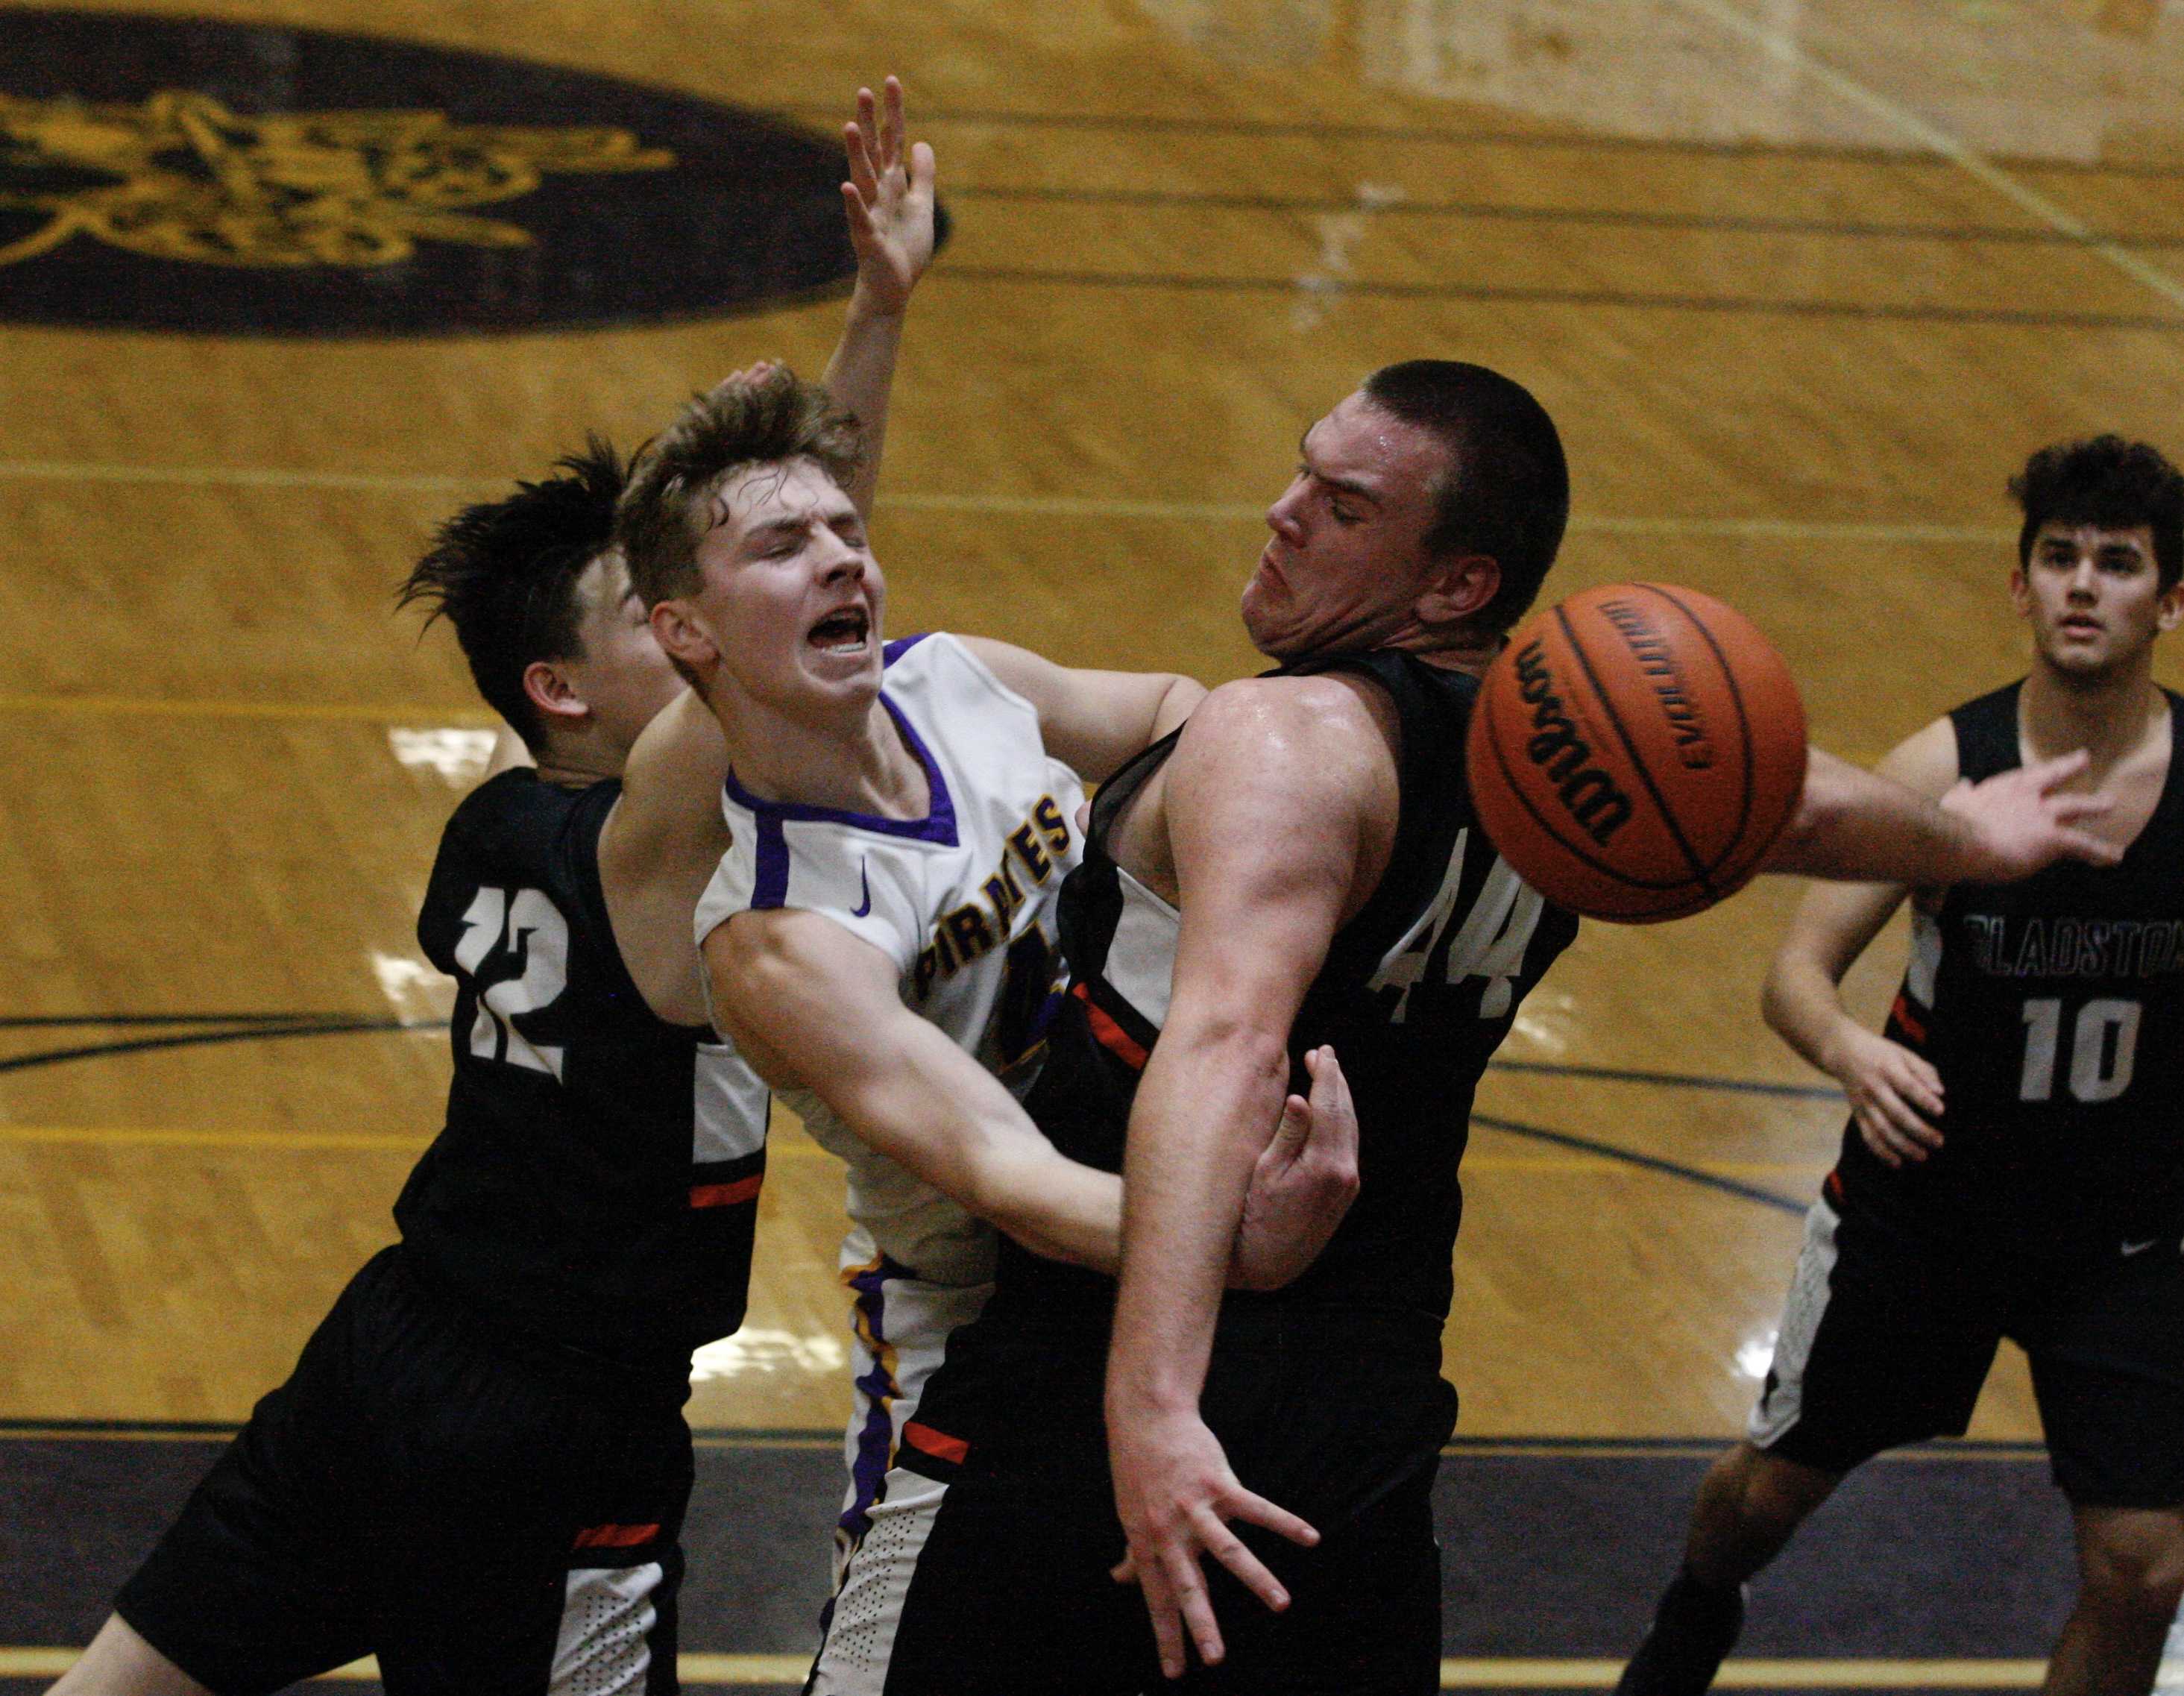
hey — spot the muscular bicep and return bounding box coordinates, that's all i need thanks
[1160,683,1382,1037]
[960,635,1204,782]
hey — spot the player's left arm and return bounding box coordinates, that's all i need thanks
[819,75,934,521]
[1761,745,2118,884]
[595,689,731,1026]
[959,635,1205,782]
[1104,676,1384,1678]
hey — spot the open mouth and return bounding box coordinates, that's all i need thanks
[808,605,871,654]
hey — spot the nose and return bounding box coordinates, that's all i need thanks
[1266,477,1307,544]
[2065,556,2100,598]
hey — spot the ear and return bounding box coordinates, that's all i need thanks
[1415,552,1500,626]
[2159,579,2184,635]
[650,597,720,673]
[521,659,591,729]
[2008,565,2033,618]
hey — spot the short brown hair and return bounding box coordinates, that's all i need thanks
[617,366,865,606]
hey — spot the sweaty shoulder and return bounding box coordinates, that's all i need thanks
[1174,671,1398,795]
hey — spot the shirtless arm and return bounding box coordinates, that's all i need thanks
[594,690,731,1026]
[1763,744,2115,883]
[1763,720,1957,1166]
[959,635,1205,782]
[703,907,1357,1276]
[1103,675,1390,1677]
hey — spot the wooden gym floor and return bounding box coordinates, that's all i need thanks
[6,0,2184,1683]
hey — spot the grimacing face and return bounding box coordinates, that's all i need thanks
[673,456,885,720]
[1243,390,1452,660]
[2010,521,2182,680]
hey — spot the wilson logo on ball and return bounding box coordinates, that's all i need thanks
[1513,639,1634,845]
[1598,597,1714,770]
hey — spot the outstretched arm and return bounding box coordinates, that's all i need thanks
[821,76,936,519]
[702,907,1356,1276]
[960,635,1205,783]
[1763,744,2116,884]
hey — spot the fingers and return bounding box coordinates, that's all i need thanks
[1136,1556,1192,1680]
[1110,1550,1139,1586]
[880,74,906,169]
[909,137,937,197]
[1226,1483,1321,1551]
[2024,747,2092,792]
[2056,826,2123,867]
[843,117,878,205]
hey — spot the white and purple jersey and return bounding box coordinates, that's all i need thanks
[691,631,1083,1566]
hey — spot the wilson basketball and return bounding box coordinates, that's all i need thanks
[1466,582,1808,923]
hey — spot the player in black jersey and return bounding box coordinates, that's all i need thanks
[808,363,2127,1696]
[1619,438,2184,1696]
[51,82,939,1696]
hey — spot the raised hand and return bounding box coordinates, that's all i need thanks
[1230,1046,1358,1289]
[1826,1023,1945,1166]
[842,76,936,315]
[1939,748,2120,881]
[1107,1407,1318,1679]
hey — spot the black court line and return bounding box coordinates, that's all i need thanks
[1489,1058,1840,1100]
[0,1019,432,1075]
[1472,1113,1809,1215]
[772,102,2184,177]
[0,1012,376,1029]
[948,183,2184,250]
[937,265,2184,333]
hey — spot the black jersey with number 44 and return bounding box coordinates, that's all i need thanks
[399,770,770,1384]
[988,649,1581,1331]
[1832,682,2184,1257]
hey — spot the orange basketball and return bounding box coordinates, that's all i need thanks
[1466,582,1808,923]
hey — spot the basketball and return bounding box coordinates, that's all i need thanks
[1466,582,1808,923]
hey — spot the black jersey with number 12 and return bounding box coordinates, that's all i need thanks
[400,770,770,1384]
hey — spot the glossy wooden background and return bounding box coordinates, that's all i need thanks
[7,0,2184,1446]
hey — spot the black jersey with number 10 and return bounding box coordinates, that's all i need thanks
[1833,682,2184,1257]
[400,770,770,1383]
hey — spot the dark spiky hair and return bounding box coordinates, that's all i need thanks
[397,437,628,752]
[2010,435,2184,591]
[1361,359,1570,633]
[617,366,863,609]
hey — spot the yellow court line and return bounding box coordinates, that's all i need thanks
[0,1124,431,1151]
[1667,0,2184,316]
[0,1650,2065,1686]
[0,693,495,724]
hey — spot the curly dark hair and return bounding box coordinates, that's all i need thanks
[617,367,864,609]
[1361,359,1570,633]
[397,438,626,753]
[2010,435,2184,590]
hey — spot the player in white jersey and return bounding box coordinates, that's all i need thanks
[617,372,1361,1601]
[694,628,1096,1561]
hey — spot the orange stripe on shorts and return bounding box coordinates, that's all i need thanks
[901,1421,969,1465]
[1074,982,1148,1070]
[573,1521,661,1551]
[690,1175,764,1209]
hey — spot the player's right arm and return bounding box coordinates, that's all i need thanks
[701,908,1357,1274]
[1761,717,1953,1167]
[958,635,1205,782]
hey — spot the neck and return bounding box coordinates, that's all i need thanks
[2019,653,2165,776]
[712,683,927,817]
[533,727,626,788]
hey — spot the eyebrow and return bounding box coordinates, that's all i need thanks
[1294,431,1385,504]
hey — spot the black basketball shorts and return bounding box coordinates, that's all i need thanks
[115,1246,694,1696]
[808,1308,1456,1695]
[1749,1197,2184,1508]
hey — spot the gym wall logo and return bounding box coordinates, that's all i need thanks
[0,9,940,335]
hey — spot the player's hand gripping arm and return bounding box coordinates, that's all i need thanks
[1103,677,1385,1678]
[1762,720,1961,1166]
[702,908,1358,1276]
[819,76,934,520]
[960,635,1206,783]
[1761,744,2116,883]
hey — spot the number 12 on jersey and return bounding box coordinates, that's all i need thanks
[454,886,570,1078]
[2018,996,2141,1104]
